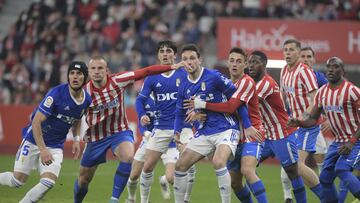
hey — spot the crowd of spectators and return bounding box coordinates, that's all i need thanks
[0,0,359,105]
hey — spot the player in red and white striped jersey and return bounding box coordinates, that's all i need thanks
[288,57,360,202]
[73,56,187,203]
[280,39,324,201]
[248,50,307,202]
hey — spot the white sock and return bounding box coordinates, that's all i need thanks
[280,167,293,200]
[174,170,188,203]
[127,178,138,201]
[0,172,24,187]
[216,167,231,203]
[184,165,196,202]
[140,171,153,203]
[317,162,324,174]
[19,178,55,203]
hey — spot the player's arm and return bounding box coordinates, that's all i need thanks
[174,88,187,145]
[136,79,152,126]
[133,61,188,81]
[301,67,319,116]
[71,119,81,160]
[32,111,54,166]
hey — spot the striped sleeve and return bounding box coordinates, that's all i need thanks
[113,71,135,88]
[299,67,318,92]
[313,88,322,108]
[232,78,255,103]
[350,85,360,101]
[256,79,273,100]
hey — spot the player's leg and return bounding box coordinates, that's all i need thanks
[296,126,324,201]
[313,132,327,174]
[111,131,135,203]
[339,169,360,203]
[280,168,293,203]
[140,129,172,203]
[74,137,110,203]
[20,147,63,203]
[211,129,239,203]
[229,144,253,203]
[319,142,339,202]
[159,147,178,200]
[125,140,147,203]
[335,141,360,200]
[0,140,32,188]
[174,135,207,203]
[241,142,268,203]
[180,128,196,203]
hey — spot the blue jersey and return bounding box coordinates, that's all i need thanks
[175,68,239,136]
[23,84,92,149]
[137,69,187,130]
[135,96,176,148]
[314,70,328,88]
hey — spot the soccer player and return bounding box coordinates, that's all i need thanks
[248,50,307,203]
[189,47,268,203]
[287,56,360,202]
[0,61,91,203]
[73,56,186,203]
[280,39,324,201]
[127,40,195,203]
[173,44,243,203]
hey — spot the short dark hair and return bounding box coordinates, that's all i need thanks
[283,39,301,48]
[180,44,201,58]
[157,40,177,54]
[301,47,315,57]
[229,47,247,59]
[250,50,268,66]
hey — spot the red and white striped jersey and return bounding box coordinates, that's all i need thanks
[233,74,265,143]
[84,71,135,142]
[280,62,318,119]
[256,74,297,140]
[314,80,360,143]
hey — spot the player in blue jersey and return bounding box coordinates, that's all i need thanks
[134,40,195,203]
[173,44,251,203]
[0,61,91,203]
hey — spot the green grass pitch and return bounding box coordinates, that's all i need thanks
[0,154,356,203]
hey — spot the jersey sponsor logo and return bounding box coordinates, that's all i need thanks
[44,96,54,108]
[156,92,177,101]
[282,85,295,94]
[324,105,344,113]
[92,98,120,111]
[156,82,162,87]
[56,113,78,125]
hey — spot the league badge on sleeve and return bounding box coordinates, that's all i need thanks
[44,96,54,108]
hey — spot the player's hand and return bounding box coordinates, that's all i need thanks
[338,142,354,155]
[72,141,81,160]
[184,97,206,110]
[287,118,300,127]
[245,126,263,143]
[40,148,54,166]
[174,132,183,150]
[184,99,195,110]
[140,115,151,126]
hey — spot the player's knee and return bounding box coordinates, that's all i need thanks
[175,162,188,172]
[211,158,226,169]
[284,164,299,179]
[78,173,92,186]
[240,165,254,177]
[230,178,242,191]
[166,174,174,185]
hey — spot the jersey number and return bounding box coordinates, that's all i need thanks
[22,145,30,156]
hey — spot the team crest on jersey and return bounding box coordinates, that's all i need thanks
[201,82,206,91]
[176,78,180,87]
[44,96,54,108]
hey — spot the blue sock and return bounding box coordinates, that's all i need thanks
[235,185,253,203]
[320,169,338,203]
[290,176,307,203]
[338,179,348,203]
[310,183,324,201]
[74,179,88,203]
[336,170,360,199]
[249,180,268,203]
[112,162,132,199]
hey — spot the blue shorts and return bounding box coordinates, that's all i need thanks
[322,141,360,172]
[295,125,320,153]
[261,133,298,167]
[81,130,134,167]
[227,142,263,172]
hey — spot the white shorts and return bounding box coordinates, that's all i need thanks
[180,128,194,144]
[161,148,179,165]
[315,132,328,154]
[186,129,240,157]
[146,129,174,153]
[14,140,63,177]
[134,139,179,164]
